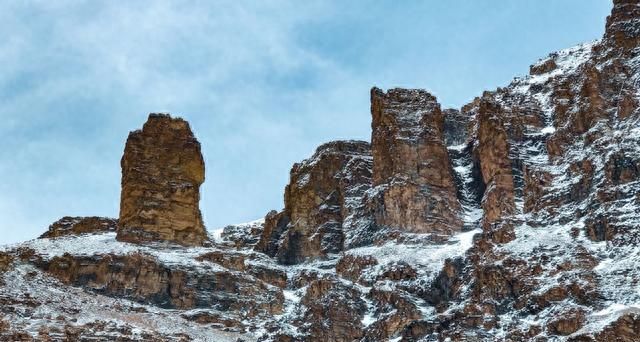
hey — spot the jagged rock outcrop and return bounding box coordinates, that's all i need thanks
[570,313,640,341]
[473,99,517,243]
[118,113,208,246]
[296,278,367,342]
[364,288,422,341]
[256,140,372,264]
[39,216,117,238]
[396,1,640,340]
[369,87,462,234]
[3,2,640,341]
[605,0,640,50]
[335,254,378,284]
[220,220,264,249]
[39,252,283,316]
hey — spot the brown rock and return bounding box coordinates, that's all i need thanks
[462,98,519,245]
[196,251,246,271]
[39,216,117,239]
[0,317,8,333]
[365,288,422,340]
[547,308,586,336]
[530,58,558,75]
[585,215,618,242]
[570,313,640,342]
[41,252,283,317]
[181,311,243,329]
[118,113,208,246]
[256,141,372,264]
[376,262,418,282]
[336,254,378,284]
[244,263,288,288]
[443,108,471,146]
[605,0,640,50]
[605,152,640,185]
[370,87,462,234]
[298,278,366,342]
[474,99,516,232]
[255,210,290,258]
[0,252,13,274]
[423,257,465,305]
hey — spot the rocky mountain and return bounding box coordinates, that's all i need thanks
[2,1,640,341]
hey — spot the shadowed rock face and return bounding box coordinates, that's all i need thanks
[256,140,372,264]
[39,253,283,315]
[369,87,462,234]
[473,99,517,243]
[118,113,207,246]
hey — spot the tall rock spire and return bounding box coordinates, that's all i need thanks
[117,113,208,246]
[369,87,462,234]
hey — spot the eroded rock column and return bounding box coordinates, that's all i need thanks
[117,113,207,246]
[474,99,516,242]
[369,87,462,234]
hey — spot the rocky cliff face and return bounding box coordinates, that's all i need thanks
[255,141,372,264]
[2,1,640,341]
[39,216,117,238]
[369,88,462,235]
[118,113,208,247]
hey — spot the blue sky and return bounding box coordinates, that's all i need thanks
[0,1,611,244]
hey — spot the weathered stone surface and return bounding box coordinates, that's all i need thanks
[370,87,462,234]
[118,113,208,246]
[605,152,640,185]
[4,3,640,342]
[0,253,12,274]
[605,0,640,50]
[297,279,366,342]
[39,216,117,239]
[196,251,246,271]
[364,288,422,341]
[40,252,283,316]
[570,313,640,342]
[256,141,372,264]
[376,262,418,282]
[335,254,378,284]
[546,308,586,336]
[468,99,518,243]
[255,210,290,258]
[220,220,264,249]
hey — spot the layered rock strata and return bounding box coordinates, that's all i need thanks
[118,113,208,246]
[39,216,117,238]
[256,141,372,264]
[369,87,462,234]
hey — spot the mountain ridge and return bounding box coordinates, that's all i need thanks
[2,1,640,341]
